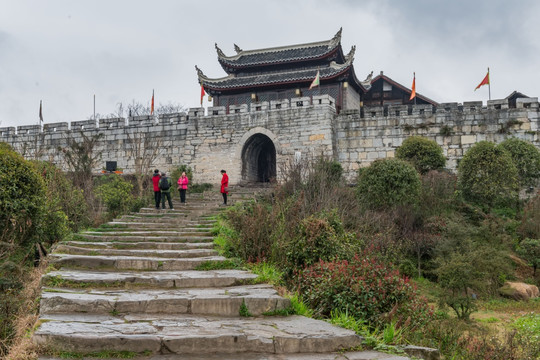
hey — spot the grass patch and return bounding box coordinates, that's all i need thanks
[248,262,284,286]
[43,276,124,289]
[480,298,540,313]
[512,313,540,337]
[288,293,313,318]
[194,259,243,270]
[50,350,141,358]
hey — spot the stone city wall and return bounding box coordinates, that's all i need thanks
[1,94,538,184]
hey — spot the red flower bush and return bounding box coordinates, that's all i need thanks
[297,252,433,329]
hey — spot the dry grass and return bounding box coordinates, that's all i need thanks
[4,261,48,360]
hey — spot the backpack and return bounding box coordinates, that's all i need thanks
[159,177,170,191]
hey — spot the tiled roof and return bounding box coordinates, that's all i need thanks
[370,74,439,106]
[216,28,343,69]
[199,62,353,91]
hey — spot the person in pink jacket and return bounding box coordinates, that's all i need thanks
[177,172,189,204]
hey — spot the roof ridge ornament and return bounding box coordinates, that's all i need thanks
[195,65,208,81]
[234,44,243,53]
[215,43,226,58]
[329,27,342,48]
[345,45,355,64]
[361,70,374,88]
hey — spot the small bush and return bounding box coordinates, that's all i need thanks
[95,175,135,218]
[285,210,356,278]
[396,136,446,174]
[519,193,540,239]
[498,137,540,187]
[516,238,540,276]
[170,164,193,184]
[297,252,433,329]
[357,158,421,210]
[458,141,519,209]
[225,201,276,262]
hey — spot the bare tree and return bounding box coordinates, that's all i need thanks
[125,131,167,198]
[60,131,103,190]
[18,132,49,161]
[89,100,186,120]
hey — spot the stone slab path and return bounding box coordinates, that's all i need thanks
[34,188,409,359]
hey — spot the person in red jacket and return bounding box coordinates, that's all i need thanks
[152,169,161,209]
[177,172,189,204]
[220,169,229,206]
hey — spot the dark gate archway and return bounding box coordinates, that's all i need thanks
[241,133,276,183]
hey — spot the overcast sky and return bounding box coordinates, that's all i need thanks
[1,0,539,128]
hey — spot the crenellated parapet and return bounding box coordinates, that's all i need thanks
[0,94,539,183]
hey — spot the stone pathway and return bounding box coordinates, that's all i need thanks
[34,188,410,359]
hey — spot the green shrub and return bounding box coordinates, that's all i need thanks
[357,158,421,209]
[498,137,540,187]
[33,161,90,233]
[170,165,193,184]
[519,194,540,239]
[95,175,135,218]
[458,141,519,208]
[396,136,446,174]
[436,252,478,320]
[285,210,356,278]
[0,145,46,247]
[225,201,276,262]
[517,238,540,275]
[297,252,433,329]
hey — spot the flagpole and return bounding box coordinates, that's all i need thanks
[93,94,96,120]
[487,67,491,101]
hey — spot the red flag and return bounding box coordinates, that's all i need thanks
[475,69,490,90]
[409,72,416,101]
[200,84,206,106]
[39,100,43,122]
[150,90,154,115]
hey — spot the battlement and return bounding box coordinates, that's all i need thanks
[1,94,538,184]
[2,95,538,139]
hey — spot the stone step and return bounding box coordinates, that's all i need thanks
[78,234,214,243]
[42,269,258,289]
[33,314,361,355]
[40,284,288,316]
[54,245,218,258]
[106,222,216,231]
[62,241,215,251]
[38,352,409,360]
[138,208,217,214]
[122,212,216,221]
[116,216,215,226]
[50,254,226,271]
[82,230,213,236]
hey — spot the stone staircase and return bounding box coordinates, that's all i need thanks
[34,187,410,359]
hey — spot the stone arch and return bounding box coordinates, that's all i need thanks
[237,127,280,183]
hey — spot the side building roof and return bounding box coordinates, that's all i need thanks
[367,73,439,106]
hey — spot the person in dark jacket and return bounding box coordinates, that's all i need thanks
[220,169,229,205]
[159,172,174,209]
[152,169,161,209]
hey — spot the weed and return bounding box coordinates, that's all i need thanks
[288,293,313,318]
[248,262,284,286]
[239,300,252,317]
[52,350,138,358]
[194,259,242,271]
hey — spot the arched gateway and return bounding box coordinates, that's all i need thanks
[241,133,277,183]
